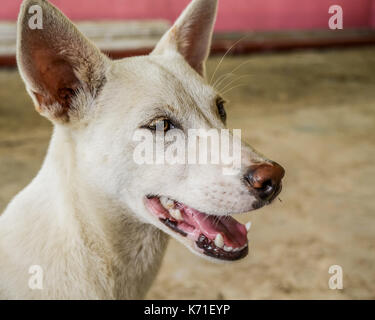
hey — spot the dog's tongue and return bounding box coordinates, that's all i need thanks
[177,203,248,247]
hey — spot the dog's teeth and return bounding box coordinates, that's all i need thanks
[246,221,252,232]
[160,196,174,209]
[224,246,233,252]
[214,234,224,248]
[160,196,168,207]
[233,248,240,252]
[169,208,183,221]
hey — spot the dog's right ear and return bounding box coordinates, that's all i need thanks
[17,0,108,122]
[152,0,218,78]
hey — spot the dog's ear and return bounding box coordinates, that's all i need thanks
[17,0,108,122]
[152,0,218,78]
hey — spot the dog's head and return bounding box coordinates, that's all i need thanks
[17,0,284,262]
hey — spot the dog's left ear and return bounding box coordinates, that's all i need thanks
[152,0,218,78]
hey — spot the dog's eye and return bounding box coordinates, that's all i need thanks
[148,118,175,132]
[216,98,227,123]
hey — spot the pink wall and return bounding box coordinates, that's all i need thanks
[371,0,375,27]
[1,0,374,31]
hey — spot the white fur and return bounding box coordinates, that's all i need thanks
[0,0,272,299]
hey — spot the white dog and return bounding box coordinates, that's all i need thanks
[0,0,284,299]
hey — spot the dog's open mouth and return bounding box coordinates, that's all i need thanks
[145,196,250,261]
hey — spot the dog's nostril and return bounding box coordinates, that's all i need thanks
[258,182,277,201]
[245,162,285,201]
[262,180,274,194]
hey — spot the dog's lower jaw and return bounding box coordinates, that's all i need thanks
[0,129,168,300]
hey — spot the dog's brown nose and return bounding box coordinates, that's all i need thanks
[244,162,285,202]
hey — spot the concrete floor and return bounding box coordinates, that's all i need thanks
[1,47,375,299]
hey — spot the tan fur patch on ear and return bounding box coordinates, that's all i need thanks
[32,96,42,113]
[170,26,178,38]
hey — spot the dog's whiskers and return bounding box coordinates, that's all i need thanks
[213,73,235,91]
[209,35,249,86]
[218,75,252,93]
[227,59,253,77]
[213,59,254,92]
[221,83,248,96]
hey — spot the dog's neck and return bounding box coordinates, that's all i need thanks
[1,126,168,299]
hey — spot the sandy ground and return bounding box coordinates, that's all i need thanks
[0,47,375,299]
